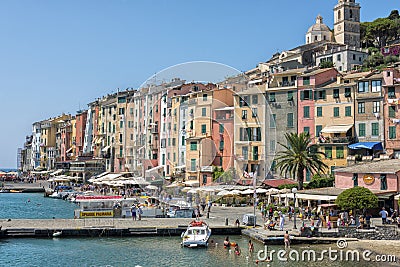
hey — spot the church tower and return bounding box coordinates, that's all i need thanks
[333,0,361,48]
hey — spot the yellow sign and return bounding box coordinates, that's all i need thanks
[363,174,375,185]
[80,210,114,218]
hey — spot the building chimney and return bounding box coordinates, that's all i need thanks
[337,75,342,84]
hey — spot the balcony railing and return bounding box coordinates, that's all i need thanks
[318,136,355,144]
[201,166,213,172]
[151,127,158,134]
[278,81,296,87]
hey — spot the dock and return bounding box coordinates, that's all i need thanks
[0,218,242,238]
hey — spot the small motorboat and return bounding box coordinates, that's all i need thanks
[181,221,211,248]
[53,231,62,237]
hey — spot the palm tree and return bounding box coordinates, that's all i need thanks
[275,132,327,190]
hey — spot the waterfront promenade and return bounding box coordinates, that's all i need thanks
[1,181,398,251]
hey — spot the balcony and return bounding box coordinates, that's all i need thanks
[318,136,355,144]
[201,166,213,172]
[278,81,296,87]
[150,127,159,134]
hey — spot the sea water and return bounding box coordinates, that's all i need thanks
[0,236,386,267]
[0,193,77,219]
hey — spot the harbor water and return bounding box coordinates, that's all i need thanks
[0,193,77,219]
[0,236,385,267]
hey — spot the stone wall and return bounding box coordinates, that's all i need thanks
[338,225,400,240]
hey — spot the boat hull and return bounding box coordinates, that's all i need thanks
[181,221,211,248]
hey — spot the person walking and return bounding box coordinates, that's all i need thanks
[279,213,285,231]
[207,200,212,213]
[379,207,388,225]
[194,206,200,220]
[137,205,143,220]
[284,230,290,249]
[131,205,137,221]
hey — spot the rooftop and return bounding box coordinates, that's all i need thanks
[334,159,400,174]
[262,178,297,188]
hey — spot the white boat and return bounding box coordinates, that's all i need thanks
[181,221,211,248]
[53,231,62,237]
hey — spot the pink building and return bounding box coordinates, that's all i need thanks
[335,159,400,211]
[383,68,400,157]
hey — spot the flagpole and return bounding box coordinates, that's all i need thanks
[253,167,258,228]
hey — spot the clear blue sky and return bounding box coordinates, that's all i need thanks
[0,0,397,168]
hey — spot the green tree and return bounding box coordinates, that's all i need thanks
[362,52,384,69]
[275,132,327,190]
[213,167,235,184]
[335,187,378,214]
[212,166,224,181]
[361,10,400,48]
[277,183,298,190]
[305,174,334,189]
[320,61,334,69]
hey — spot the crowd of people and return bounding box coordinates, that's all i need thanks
[379,207,400,227]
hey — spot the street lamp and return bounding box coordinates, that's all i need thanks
[292,187,298,229]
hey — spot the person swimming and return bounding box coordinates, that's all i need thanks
[234,243,241,256]
[224,236,230,248]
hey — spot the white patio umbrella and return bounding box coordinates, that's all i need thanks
[266,188,280,194]
[229,189,242,195]
[198,187,215,192]
[241,189,254,195]
[181,187,191,193]
[187,189,199,194]
[217,190,229,196]
[145,185,158,190]
[53,177,70,183]
[255,188,268,194]
[166,182,185,188]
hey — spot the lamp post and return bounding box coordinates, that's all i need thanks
[292,187,298,229]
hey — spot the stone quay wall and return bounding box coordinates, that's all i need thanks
[338,225,400,240]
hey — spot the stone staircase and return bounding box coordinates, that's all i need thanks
[6,228,36,237]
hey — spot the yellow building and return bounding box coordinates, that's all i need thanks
[40,114,71,169]
[315,73,369,173]
[186,86,214,185]
[234,82,266,184]
[168,93,182,180]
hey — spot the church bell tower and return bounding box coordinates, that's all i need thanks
[333,0,361,48]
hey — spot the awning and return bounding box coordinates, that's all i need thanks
[183,180,199,186]
[348,142,383,150]
[395,194,400,200]
[320,124,353,134]
[145,165,164,173]
[102,146,111,152]
[50,169,63,176]
[214,107,235,111]
[96,173,123,181]
[273,193,337,201]
[174,165,186,169]
[248,79,263,84]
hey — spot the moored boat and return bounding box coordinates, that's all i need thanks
[181,220,211,248]
[53,231,62,237]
